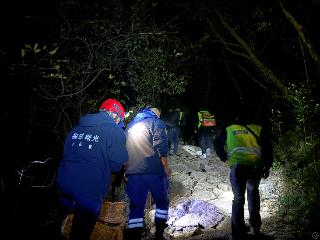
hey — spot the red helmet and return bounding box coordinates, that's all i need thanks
[100,99,125,121]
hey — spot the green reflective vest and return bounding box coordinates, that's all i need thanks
[226,124,262,167]
[179,111,183,122]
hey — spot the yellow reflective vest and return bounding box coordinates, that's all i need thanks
[197,110,216,128]
[226,124,262,167]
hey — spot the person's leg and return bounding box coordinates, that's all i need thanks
[198,129,206,157]
[53,192,75,239]
[230,165,247,239]
[125,175,149,239]
[173,127,180,154]
[247,169,262,234]
[148,175,169,240]
[204,130,214,157]
[69,197,101,240]
[167,128,174,155]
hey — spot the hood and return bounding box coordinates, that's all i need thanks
[133,108,158,122]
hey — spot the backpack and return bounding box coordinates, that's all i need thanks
[200,111,216,127]
[163,110,180,128]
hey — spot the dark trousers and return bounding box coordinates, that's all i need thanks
[167,127,180,154]
[126,175,169,229]
[198,127,213,154]
[54,193,101,240]
[229,164,262,239]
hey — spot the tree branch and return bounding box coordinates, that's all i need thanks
[279,0,320,70]
[214,10,286,92]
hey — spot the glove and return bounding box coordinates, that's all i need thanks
[262,168,270,179]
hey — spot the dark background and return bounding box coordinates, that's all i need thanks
[1,0,320,238]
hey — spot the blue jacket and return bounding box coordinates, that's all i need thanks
[56,111,128,202]
[125,108,169,175]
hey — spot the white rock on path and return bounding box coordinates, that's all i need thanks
[144,144,285,239]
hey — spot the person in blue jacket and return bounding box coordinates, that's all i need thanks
[124,107,171,240]
[54,99,128,240]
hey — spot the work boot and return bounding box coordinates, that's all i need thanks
[229,232,249,240]
[200,153,206,159]
[155,222,168,240]
[248,226,260,235]
[123,227,143,240]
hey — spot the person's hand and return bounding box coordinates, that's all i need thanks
[161,157,171,177]
[165,166,172,177]
[224,160,229,168]
[262,168,270,179]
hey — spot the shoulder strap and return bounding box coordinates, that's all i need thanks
[243,125,260,145]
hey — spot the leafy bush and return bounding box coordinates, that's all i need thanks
[271,86,320,235]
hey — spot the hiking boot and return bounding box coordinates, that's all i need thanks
[124,227,143,240]
[200,153,206,159]
[155,222,168,240]
[248,226,260,235]
[206,148,213,157]
[229,232,249,240]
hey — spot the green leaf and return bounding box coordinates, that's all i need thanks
[34,43,39,51]
[21,49,25,58]
[49,47,59,55]
[25,44,32,49]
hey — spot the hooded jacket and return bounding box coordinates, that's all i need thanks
[56,111,128,202]
[125,108,169,175]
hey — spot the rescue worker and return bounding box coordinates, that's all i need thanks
[195,108,216,159]
[163,108,186,155]
[214,107,274,240]
[55,99,128,240]
[124,107,171,240]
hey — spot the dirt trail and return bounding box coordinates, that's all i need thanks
[156,144,296,240]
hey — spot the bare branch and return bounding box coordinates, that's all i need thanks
[214,10,286,92]
[279,0,320,70]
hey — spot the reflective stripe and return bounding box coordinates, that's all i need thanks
[179,112,183,121]
[229,147,262,156]
[128,218,144,224]
[128,218,144,228]
[155,208,168,219]
[128,222,144,228]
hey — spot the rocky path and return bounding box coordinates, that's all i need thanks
[143,144,295,240]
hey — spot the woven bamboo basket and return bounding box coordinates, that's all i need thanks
[62,201,126,240]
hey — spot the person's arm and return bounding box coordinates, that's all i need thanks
[180,112,187,128]
[161,156,171,177]
[153,119,171,176]
[108,128,128,173]
[213,128,228,162]
[260,126,274,178]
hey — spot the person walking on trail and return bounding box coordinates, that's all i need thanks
[124,107,171,240]
[213,107,274,240]
[163,108,186,155]
[54,99,128,240]
[195,108,216,159]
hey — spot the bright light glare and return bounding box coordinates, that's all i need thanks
[127,122,154,157]
[128,122,146,138]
